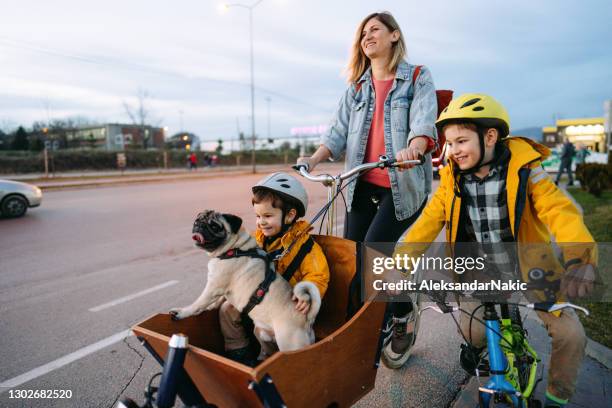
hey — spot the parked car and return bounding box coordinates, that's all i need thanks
[0,180,43,218]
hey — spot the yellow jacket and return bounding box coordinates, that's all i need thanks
[403,137,596,283]
[255,220,330,298]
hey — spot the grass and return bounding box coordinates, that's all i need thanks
[566,187,612,348]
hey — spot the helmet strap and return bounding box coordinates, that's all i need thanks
[281,207,297,231]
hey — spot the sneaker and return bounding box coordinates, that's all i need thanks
[381,312,419,369]
[544,392,567,408]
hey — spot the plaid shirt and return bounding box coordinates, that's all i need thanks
[460,145,517,279]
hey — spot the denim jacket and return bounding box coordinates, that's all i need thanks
[321,61,438,221]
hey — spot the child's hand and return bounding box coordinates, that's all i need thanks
[293,295,311,314]
[562,263,595,299]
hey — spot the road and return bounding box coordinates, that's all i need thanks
[0,168,481,407]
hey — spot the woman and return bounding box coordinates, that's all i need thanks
[297,11,438,368]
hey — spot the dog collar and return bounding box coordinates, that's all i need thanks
[219,247,266,260]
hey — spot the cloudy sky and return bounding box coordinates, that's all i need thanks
[1,0,611,143]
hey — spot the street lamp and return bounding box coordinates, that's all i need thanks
[220,0,264,174]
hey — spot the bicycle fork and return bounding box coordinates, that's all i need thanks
[479,307,524,407]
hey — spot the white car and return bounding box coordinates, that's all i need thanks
[0,180,43,218]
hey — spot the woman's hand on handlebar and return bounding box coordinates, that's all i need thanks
[396,137,428,171]
[297,145,332,173]
[296,156,317,173]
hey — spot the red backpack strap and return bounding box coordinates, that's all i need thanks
[412,65,422,86]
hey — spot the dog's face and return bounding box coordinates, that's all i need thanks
[192,210,243,252]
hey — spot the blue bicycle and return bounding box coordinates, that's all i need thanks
[422,293,589,407]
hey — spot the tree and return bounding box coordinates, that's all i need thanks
[11,126,29,150]
[0,129,6,150]
[239,132,246,152]
[279,141,292,152]
[30,136,45,151]
[123,88,155,149]
[215,139,223,155]
[88,133,96,148]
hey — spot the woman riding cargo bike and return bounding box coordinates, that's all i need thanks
[297,10,439,369]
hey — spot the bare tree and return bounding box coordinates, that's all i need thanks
[123,88,154,149]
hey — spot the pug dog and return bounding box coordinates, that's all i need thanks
[169,210,322,352]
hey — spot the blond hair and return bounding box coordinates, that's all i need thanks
[347,11,407,84]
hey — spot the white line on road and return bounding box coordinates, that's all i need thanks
[89,280,179,312]
[0,329,132,392]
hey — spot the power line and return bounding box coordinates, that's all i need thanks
[0,37,332,113]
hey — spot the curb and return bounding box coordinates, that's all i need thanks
[586,338,612,369]
[34,167,287,191]
[38,171,252,191]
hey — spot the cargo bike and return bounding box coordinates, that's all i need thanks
[118,155,425,408]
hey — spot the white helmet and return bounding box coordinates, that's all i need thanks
[252,172,308,217]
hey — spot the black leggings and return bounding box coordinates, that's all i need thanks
[344,180,426,316]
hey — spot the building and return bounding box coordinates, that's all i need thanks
[62,124,165,150]
[166,132,201,151]
[541,117,606,152]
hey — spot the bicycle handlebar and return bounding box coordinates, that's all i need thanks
[527,302,589,316]
[292,154,425,183]
[416,280,589,316]
[423,301,589,316]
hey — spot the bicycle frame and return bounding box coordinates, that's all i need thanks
[478,303,539,408]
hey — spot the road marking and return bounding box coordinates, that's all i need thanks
[0,329,132,392]
[89,280,179,312]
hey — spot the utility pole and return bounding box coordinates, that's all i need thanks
[266,96,271,141]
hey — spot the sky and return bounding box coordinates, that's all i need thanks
[1,0,611,144]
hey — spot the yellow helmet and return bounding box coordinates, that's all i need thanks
[436,93,510,138]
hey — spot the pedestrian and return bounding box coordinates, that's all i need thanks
[188,152,198,171]
[574,143,590,165]
[399,93,596,408]
[296,11,438,368]
[555,137,575,186]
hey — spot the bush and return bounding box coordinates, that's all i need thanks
[0,149,301,174]
[575,163,612,197]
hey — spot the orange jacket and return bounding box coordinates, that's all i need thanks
[255,220,330,298]
[401,137,596,283]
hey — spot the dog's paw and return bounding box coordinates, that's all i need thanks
[169,308,190,320]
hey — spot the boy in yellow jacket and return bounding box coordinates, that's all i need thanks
[400,94,596,407]
[219,172,329,365]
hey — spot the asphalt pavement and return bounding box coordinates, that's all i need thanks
[0,169,609,408]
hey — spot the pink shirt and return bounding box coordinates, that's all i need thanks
[362,78,394,187]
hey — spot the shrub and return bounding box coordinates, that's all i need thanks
[0,149,301,174]
[575,163,611,197]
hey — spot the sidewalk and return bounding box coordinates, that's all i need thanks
[2,164,293,190]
